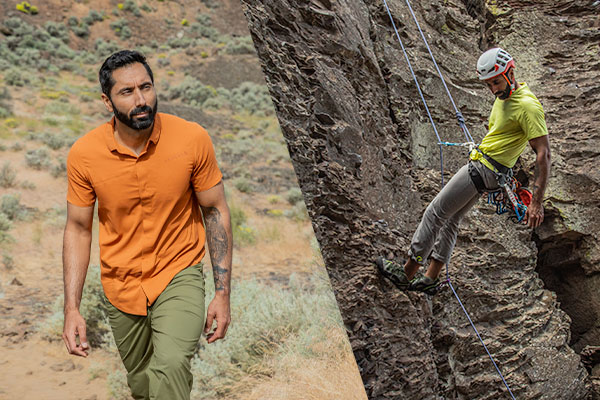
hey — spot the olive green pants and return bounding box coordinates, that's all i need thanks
[104,264,205,400]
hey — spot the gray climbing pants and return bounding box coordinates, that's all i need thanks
[408,160,499,265]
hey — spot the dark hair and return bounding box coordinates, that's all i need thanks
[99,50,154,98]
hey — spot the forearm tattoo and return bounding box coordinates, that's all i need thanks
[202,206,230,292]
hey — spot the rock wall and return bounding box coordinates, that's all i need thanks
[240,0,599,398]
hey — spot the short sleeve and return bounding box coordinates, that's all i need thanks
[191,125,223,192]
[520,99,549,141]
[66,142,96,207]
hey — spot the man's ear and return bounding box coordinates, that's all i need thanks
[101,93,114,113]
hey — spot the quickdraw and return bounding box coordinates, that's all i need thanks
[487,175,532,223]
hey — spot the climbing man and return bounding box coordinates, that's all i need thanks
[377,47,551,295]
[62,50,232,399]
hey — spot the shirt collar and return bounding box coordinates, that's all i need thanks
[105,113,162,155]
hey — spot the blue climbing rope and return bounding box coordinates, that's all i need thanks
[381,0,448,185]
[402,0,475,144]
[447,280,517,399]
[382,1,517,398]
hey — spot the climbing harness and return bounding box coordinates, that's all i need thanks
[469,147,531,224]
[382,0,518,398]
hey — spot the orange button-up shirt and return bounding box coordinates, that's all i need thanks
[67,113,222,315]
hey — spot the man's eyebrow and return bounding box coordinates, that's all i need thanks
[117,85,134,93]
[116,80,153,92]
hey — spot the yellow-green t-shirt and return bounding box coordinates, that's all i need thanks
[470,82,548,171]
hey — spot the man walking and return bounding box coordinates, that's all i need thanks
[377,48,551,295]
[62,50,232,399]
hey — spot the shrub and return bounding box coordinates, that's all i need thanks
[110,19,132,40]
[223,36,255,55]
[285,187,304,205]
[20,180,35,190]
[229,82,274,115]
[10,142,23,152]
[95,38,120,58]
[267,195,281,204]
[233,176,253,193]
[30,132,69,150]
[83,9,104,25]
[166,36,194,49]
[0,107,10,119]
[39,265,111,347]
[0,87,13,118]
[51,157,66,177]
[72,23,90,38]
[190,270,343,399]
[44,21,69,44]
[25,148,51,170]
[0,194,27,221]
[0,86,11,101]
[123,0,142,17]
[4,118,18,128]
[229,203,255,246]
[0,162,17,188]
[2,253,15,270]
[266,209,284,217]
[200,0,220,8]
[191,15,218,40]
[169,76,216,107]
[0,213,12,243]
[67,16,79,27]
[5,68,30,87]
[284,201,309,221]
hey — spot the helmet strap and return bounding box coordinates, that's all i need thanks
[499,67,515,99]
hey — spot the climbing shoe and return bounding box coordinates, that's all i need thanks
[376,257,411,290]
[409,275,440,295]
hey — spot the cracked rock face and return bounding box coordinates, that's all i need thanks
[241,0,599,398]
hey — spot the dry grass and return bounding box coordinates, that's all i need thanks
[236,327,366,400]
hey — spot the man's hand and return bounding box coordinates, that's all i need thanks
[524,199,544,228]
[62,309,90,357]
[204,293,231,343]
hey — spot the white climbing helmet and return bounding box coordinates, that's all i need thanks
[477,48,515,80]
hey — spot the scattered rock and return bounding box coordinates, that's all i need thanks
[10,278,23,286]
[0,24,13,36]
[50,360,76,372]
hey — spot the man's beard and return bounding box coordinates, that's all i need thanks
[112,99,158,131]
[495,84,512,100]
